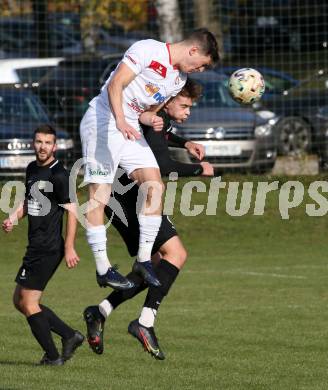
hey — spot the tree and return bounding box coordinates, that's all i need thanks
[32,0,51,57]
[193,0,224,58]
[155,0,183,42]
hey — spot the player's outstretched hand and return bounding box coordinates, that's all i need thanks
[151,115,164,132]
[2,218,14,233]
[117,119,141,141]
[65,247,80,269]
[200,162,214,176]
[185,141,205,160]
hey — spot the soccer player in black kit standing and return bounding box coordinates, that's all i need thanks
[2,125,84,366]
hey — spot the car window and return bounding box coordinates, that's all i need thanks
[0,91,49,123]
[44,61,107,84]
[263,74,295,92]
[16,66,57,84]
[99,61,119,84]
[194,80,239,108]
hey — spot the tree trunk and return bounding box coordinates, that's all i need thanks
[193,0,224,58]
[32,0,51,57]
[155,0,183,42]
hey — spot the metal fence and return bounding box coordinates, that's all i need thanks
[0,0,327,175]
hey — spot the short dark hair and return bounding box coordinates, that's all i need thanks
[178,78,203,102]
[33,124,57,140]
[185,28,220,65]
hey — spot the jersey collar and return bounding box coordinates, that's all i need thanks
[166,43,179,70]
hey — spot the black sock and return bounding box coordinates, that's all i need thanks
[144,259,179,311]
[107,271,147,309]
[27,311,59,360]
[40,305,75,340]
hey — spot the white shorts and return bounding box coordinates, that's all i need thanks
[80,105,159,184]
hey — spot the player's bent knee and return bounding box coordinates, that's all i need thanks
[160,246,188,269]
[179,246,188,266]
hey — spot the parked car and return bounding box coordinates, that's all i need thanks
[260,80,328,162]
[0,58,63,85]
[216,66,299,100]
[37,53,122,155]
[230,1,328,54]
[0,18,82,58]
[170,72,279,173]
[0,85,74,175]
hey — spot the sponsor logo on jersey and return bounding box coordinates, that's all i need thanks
[145,83,160,96]
[126,54,137,65]
[175,75,182,85]
[144,82,166,103]
[149,60,167,78]
[127,98,145,114]
[28,199,42,216]
[37,180,48,190]
[88,168,109,177]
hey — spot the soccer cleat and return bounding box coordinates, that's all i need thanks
[132,261,161,287]
[83,306,105,355]
[61,330,85,361]
[128,319,165,360]
[96,266,135,290]
[39,354,65,366]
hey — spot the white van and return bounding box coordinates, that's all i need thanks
[0,58,63,84]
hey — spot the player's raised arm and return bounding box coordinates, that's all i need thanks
[107,63,141,140]
[2,199,28,233]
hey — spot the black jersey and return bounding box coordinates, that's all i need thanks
[25,159,71,254]
[142,110,203,177]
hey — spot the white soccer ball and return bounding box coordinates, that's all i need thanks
[229,68,265,105]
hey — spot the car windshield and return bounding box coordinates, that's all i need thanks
[16,66,57,84]
[194,79,240,108]
[263,74,296,93]
[0,91,49,123]
[44,61,107,83]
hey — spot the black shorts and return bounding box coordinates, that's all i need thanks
[109,211,178,258]
[15,250,63,291]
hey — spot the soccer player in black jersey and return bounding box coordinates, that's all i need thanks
[2,125,84,366]
[83,79,214,360]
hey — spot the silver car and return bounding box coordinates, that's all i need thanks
[170,72,279,173]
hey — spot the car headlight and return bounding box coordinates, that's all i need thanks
[255,118,278,138]
[56,138,74,150]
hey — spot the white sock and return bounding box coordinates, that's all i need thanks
[98,299,114,319]
[86,225,111,275]
[139,307,157,328]
[137,215,162,263]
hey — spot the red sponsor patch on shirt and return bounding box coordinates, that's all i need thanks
[149,60,167,78]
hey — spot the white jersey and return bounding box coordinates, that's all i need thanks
[89,39,187,129]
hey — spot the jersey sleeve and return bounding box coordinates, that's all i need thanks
[121,40,153,75]
[52,169,73,205]
[167,132,188,148]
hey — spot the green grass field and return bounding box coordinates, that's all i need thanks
[1,175,328,390]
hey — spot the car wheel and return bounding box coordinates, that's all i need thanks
[276,116,312,156]
[251,161,275,174]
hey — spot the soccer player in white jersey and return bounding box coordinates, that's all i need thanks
[80,28,219,290]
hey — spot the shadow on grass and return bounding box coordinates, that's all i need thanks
[0,359,38,367]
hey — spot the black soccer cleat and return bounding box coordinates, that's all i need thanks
[128,319,165,360]
[83,306,105,355]
[132,261,161,287]
[96,266,135,290]
[61,330,85,361]
[40,354,65,366]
